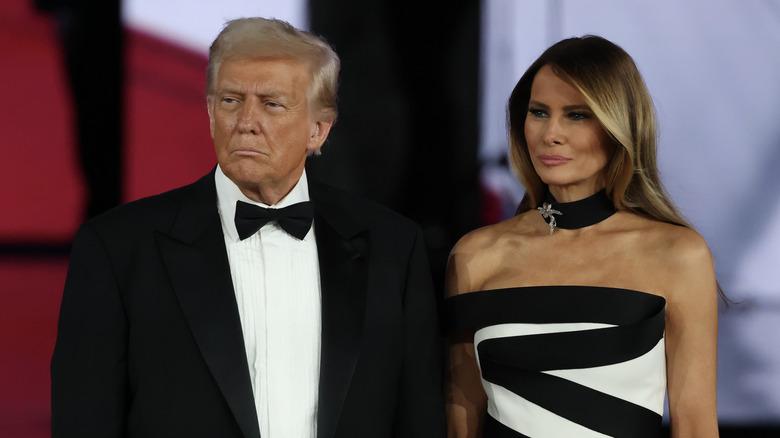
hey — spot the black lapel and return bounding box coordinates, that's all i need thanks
[310,182,369,438]
[155,171,260,438]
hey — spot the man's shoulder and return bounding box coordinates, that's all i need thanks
[310,181,413,221]
[86,171,214,233]
[309,181,417,232]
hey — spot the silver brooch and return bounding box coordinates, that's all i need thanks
[537,203,563,235]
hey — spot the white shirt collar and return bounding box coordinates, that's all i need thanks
[215,165,311,242]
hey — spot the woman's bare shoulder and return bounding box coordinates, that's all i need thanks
[627,215,716,301]
[639,218,712,263]
[451,224,502,256]
[446,215,532,297]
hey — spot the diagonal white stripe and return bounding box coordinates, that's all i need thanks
[475,322,667,434]
[546,339,666,415]
[485,380,611,437]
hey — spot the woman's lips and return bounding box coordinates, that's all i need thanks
[537,155,571,166]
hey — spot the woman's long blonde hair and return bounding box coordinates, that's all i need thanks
[509,35,687,228]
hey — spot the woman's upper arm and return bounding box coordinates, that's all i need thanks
[444,235,489,438]
[664,231,720,437]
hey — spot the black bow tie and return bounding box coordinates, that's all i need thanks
[234,200,313,240]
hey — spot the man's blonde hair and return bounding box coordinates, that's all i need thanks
[207,17,340,123]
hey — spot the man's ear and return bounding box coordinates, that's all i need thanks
[206,96,216,139]
[307,119,334,153]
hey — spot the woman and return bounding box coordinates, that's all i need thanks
[444,36,719,437]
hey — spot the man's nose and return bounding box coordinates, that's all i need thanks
[238,100,261,134]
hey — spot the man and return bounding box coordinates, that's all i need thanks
[51,17,445,438]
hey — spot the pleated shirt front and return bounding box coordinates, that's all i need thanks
[216,166,321,438]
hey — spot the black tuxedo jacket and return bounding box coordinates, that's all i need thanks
[51,170,445,438]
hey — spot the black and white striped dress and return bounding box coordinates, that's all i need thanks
[445,286,666,437]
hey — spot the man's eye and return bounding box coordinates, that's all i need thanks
[222,97,238,104]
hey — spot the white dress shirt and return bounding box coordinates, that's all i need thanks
[215,165,321,438]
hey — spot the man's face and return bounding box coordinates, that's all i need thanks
[207,56,332,204]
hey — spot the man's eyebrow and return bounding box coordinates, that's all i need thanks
[256,90,286,99]
[215,86,290,104]
[216,86,244,95]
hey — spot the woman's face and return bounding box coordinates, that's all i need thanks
[524,64,611,201]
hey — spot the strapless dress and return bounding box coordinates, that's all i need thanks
[444,286,666,437]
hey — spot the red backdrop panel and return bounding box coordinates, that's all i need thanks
[0,0,215,244]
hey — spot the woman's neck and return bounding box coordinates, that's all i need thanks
[547,182,606,203]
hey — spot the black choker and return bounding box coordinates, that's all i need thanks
[536,189,617,235]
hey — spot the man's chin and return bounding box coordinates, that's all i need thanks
[220,161,266,185]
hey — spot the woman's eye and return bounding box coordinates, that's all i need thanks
[568,112,588,121]
[528,108,547,118]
